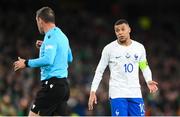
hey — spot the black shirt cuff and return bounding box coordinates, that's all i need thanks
[24,60,29,67]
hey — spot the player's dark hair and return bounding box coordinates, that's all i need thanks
[114,19,129,26]
[36,7,55,23]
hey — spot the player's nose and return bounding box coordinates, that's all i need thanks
[118,31,123,35]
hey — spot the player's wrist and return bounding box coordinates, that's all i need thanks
[24,60,29,67]
[90,91,96,95]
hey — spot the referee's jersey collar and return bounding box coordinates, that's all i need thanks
[45,26,57,35]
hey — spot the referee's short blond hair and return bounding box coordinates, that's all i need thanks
[36,6,55,23]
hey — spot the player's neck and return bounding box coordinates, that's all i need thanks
[117,38,132,46]
[44,23,56,33]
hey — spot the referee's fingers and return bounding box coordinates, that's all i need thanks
[14,65,19,71]
[18,57,21,60]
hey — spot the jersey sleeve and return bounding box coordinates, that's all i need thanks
[28,36,57,68]
[90,46,109,92]
[68,47,73,63]
[139,45,152,83]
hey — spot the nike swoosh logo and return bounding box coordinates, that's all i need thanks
[115,56,121,59]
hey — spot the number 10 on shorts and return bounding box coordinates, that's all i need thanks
[124,63,133,73]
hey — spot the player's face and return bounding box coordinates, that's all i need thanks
[114,23,131,43]
[36,17,44,34]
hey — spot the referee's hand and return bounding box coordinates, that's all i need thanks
[13,57,26,71]
[36,40,43,48]
[88,91,97,110]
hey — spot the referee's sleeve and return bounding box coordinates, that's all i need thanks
[68,47,73,63]
[28,38,57,68]
[90,46,109,92]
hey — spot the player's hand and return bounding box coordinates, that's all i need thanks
[88,91,97,110]
[36,40,43,48]
[147,80,158,93]
[13,57,26,71]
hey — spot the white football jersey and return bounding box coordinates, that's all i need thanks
[91,40,151,98]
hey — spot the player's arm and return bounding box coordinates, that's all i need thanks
[139,46,158,93]
[27,38,57,68]
[88,46,109,110]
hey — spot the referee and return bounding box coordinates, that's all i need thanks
[14,7,73,116]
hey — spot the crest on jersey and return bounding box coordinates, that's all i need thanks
[134,54,138,60]
[45,45,53,50]
[125,53,131,58]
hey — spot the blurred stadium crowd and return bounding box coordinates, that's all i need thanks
[0,0,179,116]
